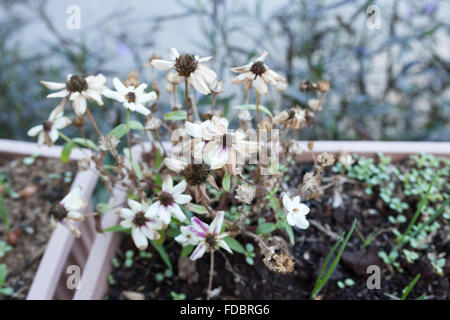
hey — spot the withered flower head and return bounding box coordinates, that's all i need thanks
[182,163,211,186]
[317,80,330,93]
[263,249,295,274]
[338,151,354,168]
[145,116,162,131]
[302,171,320,195]
[307,99,321,112]
[317,152,335,167]
[299,80,315,92]
[99,135,120,152]
[235,183,256,204]
[124,71,140,88]
[73,115,86,128]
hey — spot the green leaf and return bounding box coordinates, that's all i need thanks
[222,173,231,192]
[155,149,163,168]
[256,222,276,235]
[131,161,143,180]
[223,237,246,254]
[60,142,74,163]
[0,264,7,287]
[72,138,99,151]
[108,124,129,139]
[233,104,273,118]
[102,225,131,234]
[283,221,295,244]
[150,241,173,270]
[185,203,208,215]
[181,245,195,257]
[128,120,145,131]
[0,193,9,231]
[401,273,421,300]
[311,219,357,299]
[164,111,187,121]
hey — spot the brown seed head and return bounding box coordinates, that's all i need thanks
[158,192,174,206]
[132,212,148,227]
[250,61,266,77]
[175,54,198,78]
[126,92,136,103]
[49,203,68,222]
[66,75,88,93]
[182,163,210,186]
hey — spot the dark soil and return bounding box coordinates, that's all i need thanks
[0,155,76,300]
[107,160,449,300]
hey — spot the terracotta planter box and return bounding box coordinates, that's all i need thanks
[0,139,99,300]
[73,140,450,300]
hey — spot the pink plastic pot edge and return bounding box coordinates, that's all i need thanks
[0,139,99,300]
[72,140,450,300]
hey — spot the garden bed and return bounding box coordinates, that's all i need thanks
[0,154,77,299]
[102,147,449,300]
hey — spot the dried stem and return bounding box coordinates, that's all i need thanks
[184,77,191,122]
[85,107,102,137]
[207,251,215,300]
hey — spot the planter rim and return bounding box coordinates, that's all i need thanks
[73,140,450,300]
[0,139,99,300]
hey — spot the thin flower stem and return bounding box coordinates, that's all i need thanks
[211,92,217,113]
[126,109,133,162]
[207,251,215,300]
[58,131,73,144]
[85,107,102,137]
[184,77,191,122]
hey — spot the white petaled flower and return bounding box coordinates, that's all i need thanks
[231,51,285,95]
[49,186,87,238]
[41,74,106,116]
[175,225,200,247]
[184,211,233,260]
[119,198,164,250]
[103,77,157,116]
[147,175,192,225]
[186,116,258,175]
[282,194,310,230]
[27,104,71,147]
[151,48,217,95]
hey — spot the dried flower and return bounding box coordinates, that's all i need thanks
[338,151,354,168]
[145,116,162,131]
[289,141,304,156]
[49,186,87,238]
[119,198,163,250]
[317,152,335,167]
[282,194,310,229]
[307,99,321,112]
[235,183,256,204]
[103,77,157,116]
[181,211,232,260]
[124,71,140,88]
[302,171,319,195]
[151,48,217,95]
[186,116,258,175]
[210,79,225,94]
[77,158,91,171]
[231,51,285,95]
[166,70,182,85]
[273,107,306,129]
[41,74,106,115]
[275,81,288,92]
[263,249,295,274]
[317,80,330,93]
[27,104,71,147]
[98,135,120,152]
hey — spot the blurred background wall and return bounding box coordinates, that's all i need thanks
[0,0,449,141]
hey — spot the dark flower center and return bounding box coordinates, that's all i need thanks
[66,75,88,93]
[73,116,86,128]
[133,212,148,227]
[250,61,266,77]
[205,233,217,251]
[221,133,233,149]
[158,192,174,206]
[43,121,53,131]
[182,163,210,186]
[126,92,136,103]
[49,203,68,221]
[174,54,198,78]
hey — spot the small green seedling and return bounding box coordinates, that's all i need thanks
[0,264,14,296]
[244,243,256,265]
[139,251,153,259]
[111,257,120,268]
[337,278,355,289]
[0,240,13,259]
[170,291,186,300]
[429,257,445,277]
[124,250,134,268]
[108,274,115,285]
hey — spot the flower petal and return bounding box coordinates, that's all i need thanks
[132,227,148,250]
[189,243,206,260]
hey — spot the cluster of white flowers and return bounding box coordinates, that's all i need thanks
[33,47,316,270]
